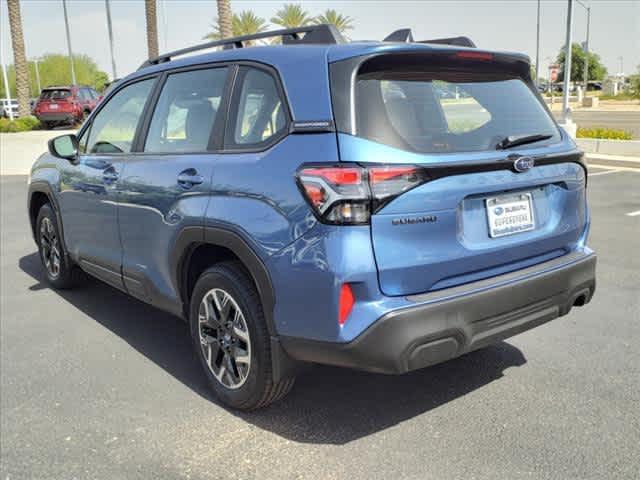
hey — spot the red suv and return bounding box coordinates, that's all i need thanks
[34,86,100,129]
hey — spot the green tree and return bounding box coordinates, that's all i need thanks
[271,4,313,28]
[630,64,640,99]
[205,10,268,45]
[556,43,607,83]
[0,54,110,98]
[313,9,354,37]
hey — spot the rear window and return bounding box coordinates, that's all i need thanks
[353,66,560,154]
[40,89,71,100]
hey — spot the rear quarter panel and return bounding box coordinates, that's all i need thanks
[203,133,339,256]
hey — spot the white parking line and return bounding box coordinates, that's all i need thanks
[589,164,640,173]
[625,210,640,217]
[588,169,621,177]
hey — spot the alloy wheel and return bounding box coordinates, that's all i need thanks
[40,217,61,278]
[198,288,251,389]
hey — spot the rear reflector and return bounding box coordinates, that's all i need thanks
[338,283,355,326]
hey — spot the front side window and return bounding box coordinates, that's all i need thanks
[226,67,287,148]
[85,78,155,154]
[353,60,560,154]
[145,67,228,153]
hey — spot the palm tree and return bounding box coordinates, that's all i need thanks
[271,4,312,29]
[216,0,233,39]
[314,9,354,37]
[205,11,267,45]
[144,0,159,59]
[7,0,30,117]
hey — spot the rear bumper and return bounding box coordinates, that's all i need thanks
[281,251,596,374]
[36,112,76,122]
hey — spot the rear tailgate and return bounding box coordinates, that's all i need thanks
[37,89,74,113]
[370,148,585,295]
[330,50,588,296]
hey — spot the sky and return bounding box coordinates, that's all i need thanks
[1,0,639,82]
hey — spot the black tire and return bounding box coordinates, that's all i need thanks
[36,204,81,289]
[42,121,54,130]
[190,261,295,410]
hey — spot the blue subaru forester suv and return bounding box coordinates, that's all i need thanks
[28,25,596,409]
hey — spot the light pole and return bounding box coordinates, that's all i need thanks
[160,0,169,51]
[62,0,77,84]
[105,0,117,79]
[1,46,14,120]
[562,0,574,123]
[535,0,541,87]
[576,0,590,92]
[33,58,42,94]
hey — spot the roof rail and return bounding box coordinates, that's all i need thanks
[138,24,345,69]
[418,36,477,48]
[382,28,476,48]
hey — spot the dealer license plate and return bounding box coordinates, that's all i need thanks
[486,192,535,238]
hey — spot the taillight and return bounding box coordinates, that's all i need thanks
[298,166,370,224]
[368,166,428,211]
[297,164,429,224]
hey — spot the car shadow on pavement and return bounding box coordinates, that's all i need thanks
[19,251,527,445]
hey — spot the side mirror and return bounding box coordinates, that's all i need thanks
[49,134,79,161]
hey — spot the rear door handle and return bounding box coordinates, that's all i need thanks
[177,169,204,189]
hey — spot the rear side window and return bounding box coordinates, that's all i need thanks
[85,78,155,154]
[145,67,228,153]
[225,67,287,149]
[353,63,560,154]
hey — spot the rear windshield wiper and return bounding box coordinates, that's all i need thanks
[496,133,553,150]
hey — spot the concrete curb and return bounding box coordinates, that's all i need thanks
[576,138,640,157]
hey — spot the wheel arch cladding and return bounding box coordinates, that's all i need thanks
[28,182,59,241]
[173,226,277,336]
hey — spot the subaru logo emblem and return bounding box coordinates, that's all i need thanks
[514,156,535,173]
[494,206,504,216]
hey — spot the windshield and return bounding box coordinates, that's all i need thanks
[354,69,560,154]
[40,89,71,100]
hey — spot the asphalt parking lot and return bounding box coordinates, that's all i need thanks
[1,164,639,480]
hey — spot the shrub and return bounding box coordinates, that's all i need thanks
[630,75,640,99]
[0,115,42,133]
[0,117,10,132]
[576,127,633,140]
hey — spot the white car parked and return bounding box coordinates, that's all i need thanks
[1,98,19,118]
